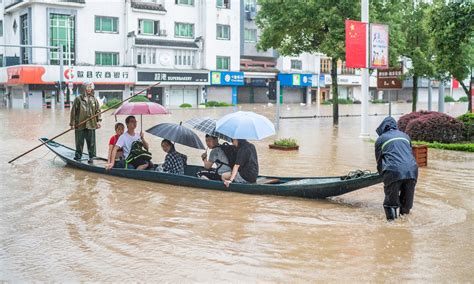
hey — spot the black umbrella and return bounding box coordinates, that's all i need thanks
[146,122,206,150]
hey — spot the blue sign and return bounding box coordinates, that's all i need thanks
[210,71,244,86]
[278,73,312,87]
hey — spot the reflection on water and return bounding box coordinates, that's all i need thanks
[0,103,473,281]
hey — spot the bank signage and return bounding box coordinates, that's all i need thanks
[0,65,135,85]
[210,71,244,86]
[137,71,209,83]
[278,73,312,87]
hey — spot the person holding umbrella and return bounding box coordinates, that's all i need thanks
[215,111,275,187]
[69,82,101,163]
[222,139,259,187]
[106,115,151,170]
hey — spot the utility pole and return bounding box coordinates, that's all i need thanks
[360,0,370,138]
[438,80,445,113]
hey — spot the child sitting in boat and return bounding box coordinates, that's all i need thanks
[107,122,124,168]
[155,139,187,175]
[106,115,152,170]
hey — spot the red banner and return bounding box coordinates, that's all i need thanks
[345,20,367,68]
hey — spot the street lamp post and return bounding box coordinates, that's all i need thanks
[360,0,370,138]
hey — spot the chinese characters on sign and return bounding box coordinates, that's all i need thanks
[137,72,209,83]
[377,65,403,89]
[65,69,129,80]
[210,71,244,86]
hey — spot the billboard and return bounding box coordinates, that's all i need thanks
[370,24,389,69]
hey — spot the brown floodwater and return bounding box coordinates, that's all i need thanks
[0,102,473,281]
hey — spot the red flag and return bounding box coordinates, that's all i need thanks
[345,20,367,68]
[452,78,459,89]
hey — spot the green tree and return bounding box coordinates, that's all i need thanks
[428,1,474,113]
[256,0,360,125]
[400,1,435,112]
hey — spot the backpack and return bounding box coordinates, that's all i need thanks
[125,140,152,167]
[217,142,237,168]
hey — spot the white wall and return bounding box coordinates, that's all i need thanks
[202,0,240,71]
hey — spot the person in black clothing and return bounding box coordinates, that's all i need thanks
[375,116,418,221]
[222,139,259,187]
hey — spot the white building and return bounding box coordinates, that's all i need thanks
[0,0,240,108]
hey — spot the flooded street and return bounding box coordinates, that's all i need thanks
[0,103,473,281]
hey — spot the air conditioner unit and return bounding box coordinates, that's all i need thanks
[246,11,256,21]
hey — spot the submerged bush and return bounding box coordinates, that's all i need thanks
[458,96,468,102]
[103,98,122,109]
[444,96,456,102]
[130,95,150,103]
[337,98,353,104]
[397,110,435,132]
[274,138,298,147]
[180,103,192,108]
[457,113,474,141]
[371,99,387,104]
[405,112,464,143]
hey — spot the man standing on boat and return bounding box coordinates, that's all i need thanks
[375,117,418,221]
[70,82,101,163]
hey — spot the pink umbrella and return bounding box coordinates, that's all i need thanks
[112,102,169,130]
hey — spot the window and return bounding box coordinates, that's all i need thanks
[216,0,230,9]
[175,22,194,38]
[95,16,118,33]
[216,56,230,70]
[20,14,29,64]
[341,61,355,75]
[175,0,193,5]
[139,19,160,35]
[320,58,331,73]
[0,20,3,37]
[49,14,75,65]
[174,50,194,67]
[216,24,230,40]
[136,48,157,65]
[95,52,119,66]
[244,28,257,43]
[291,59,302,70]
[244,0,256,12]
[0,55,3,67]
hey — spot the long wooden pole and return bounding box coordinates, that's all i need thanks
[8,82,161,164]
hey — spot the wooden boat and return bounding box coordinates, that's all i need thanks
[41,138,382,199]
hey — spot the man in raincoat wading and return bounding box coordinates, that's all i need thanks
[69,82,101,163]
[375,117,418,221]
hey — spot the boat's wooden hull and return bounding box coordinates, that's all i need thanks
[41,138,382,199]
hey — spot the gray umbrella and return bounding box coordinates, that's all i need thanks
[185,117,232,142]
[146,122,205,150]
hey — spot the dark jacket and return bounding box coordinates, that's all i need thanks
[70,92,101,130]
[235,139,259,183]
[375,117,418,185]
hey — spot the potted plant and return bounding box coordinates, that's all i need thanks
[269,138,299,151]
